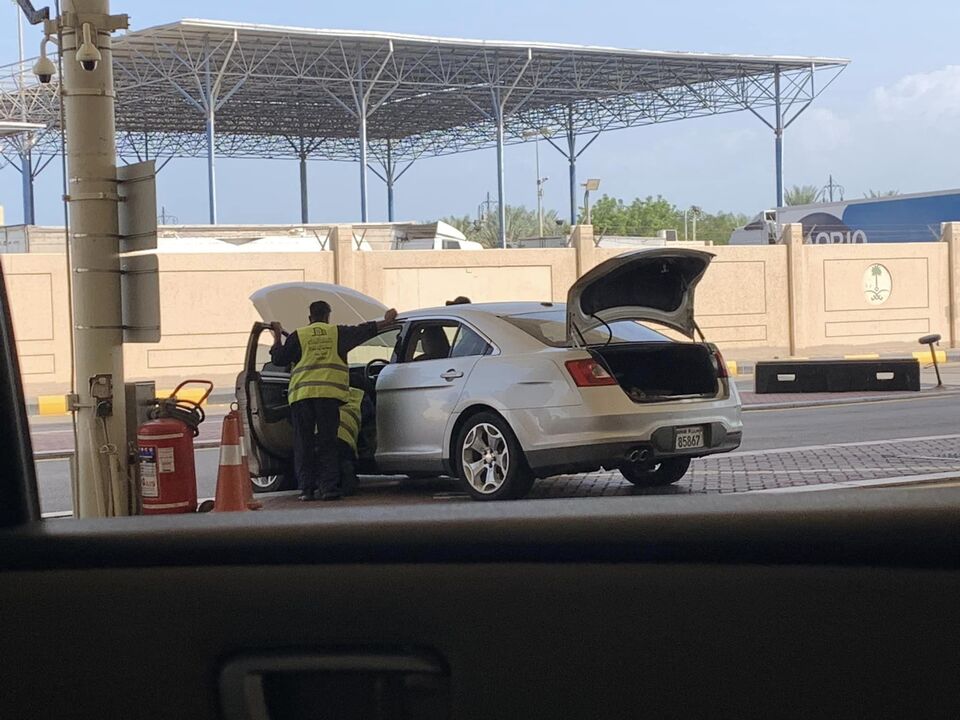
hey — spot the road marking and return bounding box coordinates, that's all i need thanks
[744,470,960,493]
[746,390,960,412]
[886,454,960,462]
[692,466,960,475]
[725,433,960,459]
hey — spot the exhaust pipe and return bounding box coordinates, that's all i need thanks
[626,448,649,463]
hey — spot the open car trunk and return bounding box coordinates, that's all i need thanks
[590,342,720,403]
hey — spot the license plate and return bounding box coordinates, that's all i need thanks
[674,426,705,450]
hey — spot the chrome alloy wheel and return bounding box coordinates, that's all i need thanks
[461,423,510,495]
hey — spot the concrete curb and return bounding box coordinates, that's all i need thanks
[743,388,960,411]
[727,348,959,377]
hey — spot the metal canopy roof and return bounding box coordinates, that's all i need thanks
[0,18,848,231]
[3,19,847,163]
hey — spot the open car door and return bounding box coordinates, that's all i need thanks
[237,322,294,484]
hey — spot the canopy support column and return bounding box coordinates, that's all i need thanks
[385,139,395,222]
[566,107,577,226]
[359,93,369,222]
[774,65,784,208]
[20,141,35,225]
[299,153,309,224]
[205,105,217,224]
[493,92,507,249]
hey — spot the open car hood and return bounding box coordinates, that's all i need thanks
[251,282,386,331]
[566,247,714,343]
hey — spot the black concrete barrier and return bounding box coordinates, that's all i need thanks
[754,359,921,394]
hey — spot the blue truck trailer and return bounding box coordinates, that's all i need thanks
[729,189,960,244]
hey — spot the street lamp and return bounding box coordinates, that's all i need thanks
[523,128,553,237]
[683,205,702,243]
[582,178,601,226]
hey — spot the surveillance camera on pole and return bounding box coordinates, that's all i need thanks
[32,38,56,84]
[76,22,101,72]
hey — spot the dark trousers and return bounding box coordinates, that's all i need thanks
[290,397,341,495]
[337,439,358,496]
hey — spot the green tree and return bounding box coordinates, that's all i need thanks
[784,184,821,206]
[585,195,683,237]
[864,189,900,198]
[441,206,569,248]
[440,214,478,240]
[691,211,751,246]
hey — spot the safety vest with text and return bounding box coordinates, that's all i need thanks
[288,322,349,404]
[337,387,365,453]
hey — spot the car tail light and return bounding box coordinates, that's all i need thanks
[566,358,617,387]
[713,349,729,379]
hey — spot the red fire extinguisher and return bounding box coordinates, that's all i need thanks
[138,380,213,515]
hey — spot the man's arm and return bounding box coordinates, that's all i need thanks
[337,309,400,357]
[269,324,300,367]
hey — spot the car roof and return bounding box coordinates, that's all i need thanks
[400,301,563,319]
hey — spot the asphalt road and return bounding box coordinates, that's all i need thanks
[739,391,958,451]
[32,389,959,515]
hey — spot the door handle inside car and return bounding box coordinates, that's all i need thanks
[220,651,449,720]
[440,370,463,381]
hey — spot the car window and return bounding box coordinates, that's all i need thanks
[442,239,461,249]
[403,322,458,362]
[504,309,670,347]
[450,324,491,358]
[348,327,401,366]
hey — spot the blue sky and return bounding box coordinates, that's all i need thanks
[2,0,959,225]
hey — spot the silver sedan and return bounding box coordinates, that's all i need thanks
[239,248,743,500]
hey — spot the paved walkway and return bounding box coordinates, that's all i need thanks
[257,432,960,509]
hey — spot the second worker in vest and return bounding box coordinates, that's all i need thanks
[270,301,397,501]
[336,386,369,497]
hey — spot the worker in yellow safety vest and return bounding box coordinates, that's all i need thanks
[337,387,366,496]
[270,300,397,501]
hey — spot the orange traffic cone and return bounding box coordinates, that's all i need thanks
[213,412,251,512]
[232,408,262,510]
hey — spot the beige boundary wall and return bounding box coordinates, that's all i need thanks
[2,222,959,398]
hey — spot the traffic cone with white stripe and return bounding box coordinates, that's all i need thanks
[213,412,250,512]
[232,408,262,510]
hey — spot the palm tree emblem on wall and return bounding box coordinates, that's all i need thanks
[863,263,892,305]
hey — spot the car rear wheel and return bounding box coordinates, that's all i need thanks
[619,457,691,487]
[251,473,295,493]
[455,413,533,501]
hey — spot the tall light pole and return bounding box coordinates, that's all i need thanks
[523,128,552,238]
[582,178,600,226]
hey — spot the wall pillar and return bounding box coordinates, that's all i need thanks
[571,224,596,278]
[944,222,960,348]
[783,222,805,356]
[330,224,357,289]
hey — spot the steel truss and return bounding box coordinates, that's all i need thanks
[1,19,848,240]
